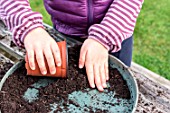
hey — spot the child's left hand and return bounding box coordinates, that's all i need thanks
[79,38,109,91]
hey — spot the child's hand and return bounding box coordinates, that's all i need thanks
[24,27,61,75]
[79,38,109,91]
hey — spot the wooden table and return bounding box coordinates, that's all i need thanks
[131,63,170,113]
[0,20,170,113]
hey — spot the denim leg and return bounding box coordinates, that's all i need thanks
[111,36,133,67]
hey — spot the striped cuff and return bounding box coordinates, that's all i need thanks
[88,24,119,53]
[12,12,43,47]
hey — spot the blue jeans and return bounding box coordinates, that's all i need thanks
[111,36,133,67]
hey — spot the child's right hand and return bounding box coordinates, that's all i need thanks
[24,27,61,75]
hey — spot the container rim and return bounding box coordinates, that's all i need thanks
[109,55,139,113]
[0,56,139,113]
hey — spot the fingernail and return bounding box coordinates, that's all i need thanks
[106,77,109,81]
[42,71,47,75]
[99,86,104,91]
[57,63,61,67]
[103,83,107,88]
[79,64,83,68]
[91,84,95,88]
[31,66,35,70]
[51,69,56,74]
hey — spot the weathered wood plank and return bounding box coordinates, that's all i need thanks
[132,70,170,113]
[131,62,170,90]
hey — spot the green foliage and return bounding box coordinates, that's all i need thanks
[29,0,52,25]
[133,0,170,79]
[29,0,170,80]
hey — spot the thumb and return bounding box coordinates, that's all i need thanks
[25,53,28,62]
[79,46,87,68]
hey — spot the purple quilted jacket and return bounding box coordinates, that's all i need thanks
[44,0,113,36]
[0,0,144,52]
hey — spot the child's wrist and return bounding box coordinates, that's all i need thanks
[23,27,45,45]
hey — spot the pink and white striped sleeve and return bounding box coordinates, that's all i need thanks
[0,0,43,47]
[88,0,144,52]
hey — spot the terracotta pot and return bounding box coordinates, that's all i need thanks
[25,40,67,78]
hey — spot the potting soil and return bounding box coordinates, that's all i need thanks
[0,46,132,113]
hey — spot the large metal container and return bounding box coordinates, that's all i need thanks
[0,23,138,113]
[0,55,138,113]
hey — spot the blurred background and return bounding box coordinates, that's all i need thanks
[30,0,170,80]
